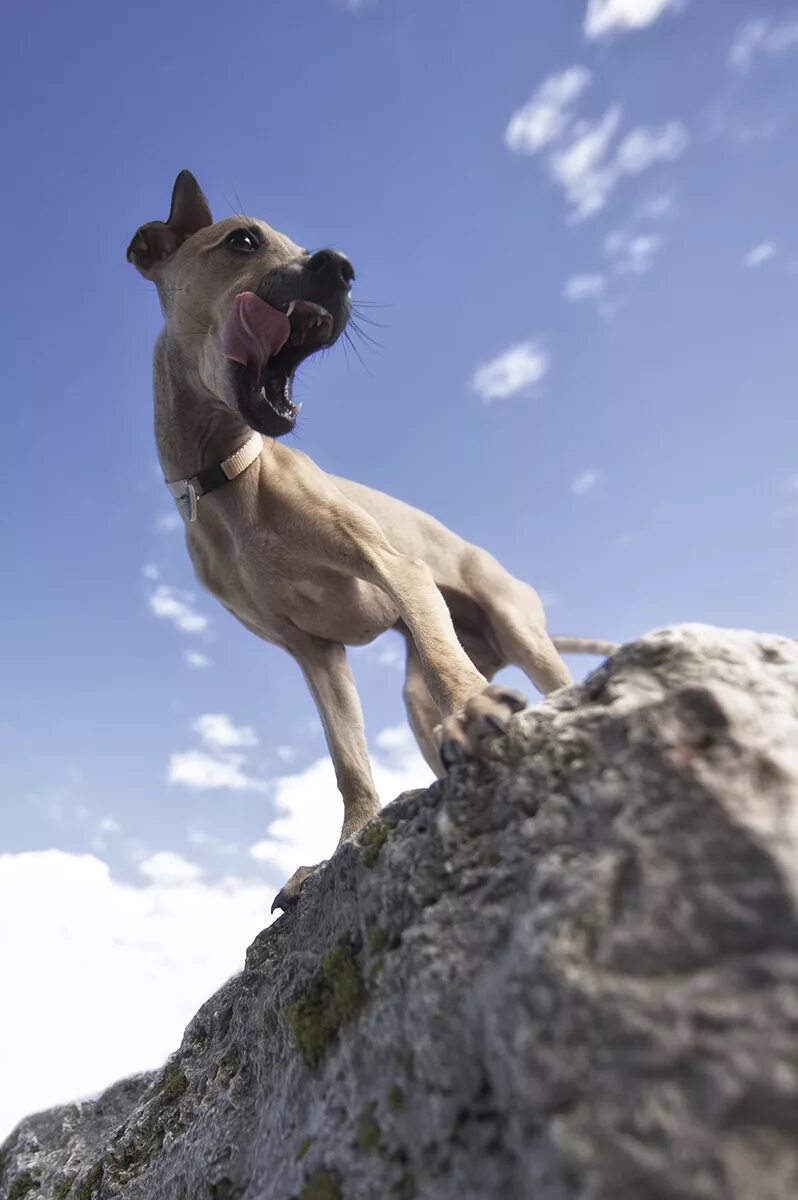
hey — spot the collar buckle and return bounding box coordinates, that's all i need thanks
[174,480,198,523]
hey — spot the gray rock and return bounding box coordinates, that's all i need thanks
[3,624,798,1200]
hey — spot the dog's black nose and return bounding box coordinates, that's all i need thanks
[305,248,355,290]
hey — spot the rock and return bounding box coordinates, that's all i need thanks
[2,624,797,1200]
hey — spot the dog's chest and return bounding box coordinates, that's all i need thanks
[188,531,399,646]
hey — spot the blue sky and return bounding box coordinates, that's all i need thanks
[2,0,797,1136]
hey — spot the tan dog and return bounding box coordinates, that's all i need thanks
[128,171,616,911]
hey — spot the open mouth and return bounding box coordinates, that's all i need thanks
[222,292,336,435]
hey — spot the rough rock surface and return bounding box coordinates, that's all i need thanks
[3,624,798,1200]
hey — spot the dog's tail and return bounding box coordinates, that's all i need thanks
[551,636,620,657]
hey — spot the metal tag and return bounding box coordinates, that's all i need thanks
[177,481,198,523]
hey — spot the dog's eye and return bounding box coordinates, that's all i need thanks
[226,228,261,253]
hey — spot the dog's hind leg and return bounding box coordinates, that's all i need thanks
[271,633,382,911]
[459,551,572,695]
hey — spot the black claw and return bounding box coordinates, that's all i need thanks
[484,712,508,734]
[499,690,527,714]
[440,740,464,770]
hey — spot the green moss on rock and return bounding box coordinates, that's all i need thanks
[8,1171,39,1200]
[159,1065,188,1105]
[55,1176,77,1199]
[388,1084,406,1112]
[360,820,389,868]
[401,1173,417,1199]
[299,1169,341,1200]
[75,1160,103,1200]
[287,946,364,1066]
[296,1137,313,1161]
[367,927,386,953]
[358,1102,380,1151]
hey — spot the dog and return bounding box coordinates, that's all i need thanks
[127,171,617,911]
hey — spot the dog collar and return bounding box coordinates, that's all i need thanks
[165,431,263,523]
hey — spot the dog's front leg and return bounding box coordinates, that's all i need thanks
[271,633,382,912]
[359,546,527,769]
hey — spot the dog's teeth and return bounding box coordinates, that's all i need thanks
[285,301,296,317]
[259,385,267,400]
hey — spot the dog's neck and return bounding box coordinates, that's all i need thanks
[152,332,259,481]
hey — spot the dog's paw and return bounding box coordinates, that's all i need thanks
[271,862,325,914]
[434,684,527,770]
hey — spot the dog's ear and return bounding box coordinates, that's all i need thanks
[126,170,213,277]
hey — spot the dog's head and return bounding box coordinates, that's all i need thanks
[127,171,353,437]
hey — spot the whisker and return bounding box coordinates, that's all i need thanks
[348,320,383,351]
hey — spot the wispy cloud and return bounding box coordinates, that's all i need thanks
[505,67,592,155]
[141,563,160,581]
[571,468,603,496]
[351,635,404,671]
[187,828,240,856]
[729,15,798,73]
[564,274,607,302]
[506,71,688,221]
[148,585,208,635]
[743,241,777,269]
[168,749,269,793]
[184,650,212,670]
[472,340,550,403]
[585,0,686,40]
[549,106,624,219]
[566,192,674,311]
[155,511,182,534]
[193,713,259,749]
[605,228,663,275]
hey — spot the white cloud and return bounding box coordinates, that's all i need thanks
[571,468,603,496]
[141,562,160,581]
[743,241,777,268]
[168,750,269,793]
[184,650,212,670]
[729,16,798,73]
[564,273,607,302]
[250,724,432,878]
[274,745,296,763]
[193,713,259,750]
[549,111,687,220]
[472,340,550,403]
[352,636,405,671]
[585,0,685,39]
[99,815,121,834]
[139,851,203,885]
[549,106,623,219]
[635,191,677,221]
[505,67,592,155]
[505,66,688,221]
[155,511,182,534]
[605,228,663,274]
[374,641,404,669]
[148,585,208,635]
[614,122,688,175]
[0,850,272,1140]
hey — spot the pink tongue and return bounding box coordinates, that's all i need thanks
[220,291,291,371]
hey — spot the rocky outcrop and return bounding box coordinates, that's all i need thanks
[2,625,798,1200]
